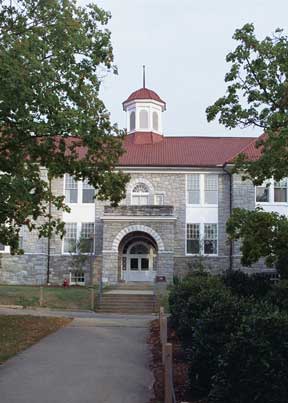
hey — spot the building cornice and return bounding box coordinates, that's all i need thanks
[101,215,177,222]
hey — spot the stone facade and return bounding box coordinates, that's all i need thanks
[0,169,275,285]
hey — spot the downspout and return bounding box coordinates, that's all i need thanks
[46,176,52,285]
[223,164,233,271]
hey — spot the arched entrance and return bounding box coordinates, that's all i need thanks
[118,231,158,282]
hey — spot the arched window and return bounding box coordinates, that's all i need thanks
[130,243,149,255]
[152,111,159,131]
[130,111,135,131]
[139,109,148,129]
[131,183,149,205]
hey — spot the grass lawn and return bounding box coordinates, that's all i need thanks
[0,285,97,310]
[0,315,71,364]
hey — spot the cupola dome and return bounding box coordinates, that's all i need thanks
[122,67,166,136]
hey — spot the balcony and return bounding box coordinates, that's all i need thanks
[104,205,174,217]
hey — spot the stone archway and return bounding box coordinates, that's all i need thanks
[113,225,164,282]
[112,224,165,253]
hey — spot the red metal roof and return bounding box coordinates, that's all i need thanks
[118,133,258,167]
[123,87,166,106]
[227,133,265,163]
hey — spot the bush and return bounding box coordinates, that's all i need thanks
[169,275,231,344]
[208,308,288,403]
[267,280,288,311]
[187,296,253,398]
[222,270,272,299]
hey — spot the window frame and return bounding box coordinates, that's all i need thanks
[63,222,77,254]
[203,223,218,255]
[274,179,287,203]
[64,176,95,204]
[204,174,218,205]
[80,222,95,254]
[152,111,159,131]
[62,222,94,255]
[64,174,78,204]
[255,178,288,205]
[82,180,95,204]
[154,192,165,205]
[187,174,201,205]
[186,174,218,206]
[69,270,85,286]
[0,243,10,253]
[139,109,149,130]
[130,110,136,132]
[186,223,200,254]
[131,183,150,206]
[186,223,218,256]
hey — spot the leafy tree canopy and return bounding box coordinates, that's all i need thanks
[207,23,288,184]
[0,0,129,252]
[227,208,288,278]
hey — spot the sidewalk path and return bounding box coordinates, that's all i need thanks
[0,311,154,403]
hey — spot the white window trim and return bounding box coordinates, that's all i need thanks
[185,222,218,256]
[64,175,95,205]
[130,182,150,205]
[154,192,165,205]
[0,245,10,254]
[255,178,288,205]
[69,271,85,286]
[62,222,95,255]
[186,174,218,207]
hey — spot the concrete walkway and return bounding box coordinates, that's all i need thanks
[0,311,154,403]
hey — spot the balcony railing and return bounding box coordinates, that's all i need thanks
[104,205,174,217]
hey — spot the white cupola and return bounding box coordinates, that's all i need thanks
[122,67,166,135]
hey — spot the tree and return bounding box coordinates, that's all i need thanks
[0,0,129,252]
[207,23,288,184]
[226,208,288,278]
[207,24,288,273]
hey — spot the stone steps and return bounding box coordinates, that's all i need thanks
[97,287,156,314]
[114,283,153,291]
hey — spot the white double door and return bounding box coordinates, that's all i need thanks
[122,242,156,282]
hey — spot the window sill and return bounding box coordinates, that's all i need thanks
[187,204,218,207]
[186,253,218,257]
[256,202,288,206]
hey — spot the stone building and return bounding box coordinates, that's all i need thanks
[0,85,282,285]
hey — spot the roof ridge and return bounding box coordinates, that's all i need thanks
[224,134,264,164]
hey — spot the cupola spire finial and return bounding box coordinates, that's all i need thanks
[142,65,146,88]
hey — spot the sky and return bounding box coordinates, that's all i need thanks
[79,0,288,137]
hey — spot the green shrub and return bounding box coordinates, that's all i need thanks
[187,296,253,398]
[275,254,288,279]
[208,308,288,403]
[222,270,272,299]
[267,280,288,311]
[169,275,231,343]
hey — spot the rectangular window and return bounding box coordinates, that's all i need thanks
[154,193,164,205]
[187,224,200,254]
[187,174,200,204]
[274,179,287,202]
[70,270,85,285]
[204,224,217,255]
[256,185,270,202]
[204,175,218,204]
[132,195,149,205]
[0,243,5,251]
[80,223,94,253]
[141,258,149,271]
[65,174,78,203]
[82,180,95,204]
[63,223,77,253]
[130,258,139,270]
